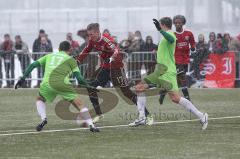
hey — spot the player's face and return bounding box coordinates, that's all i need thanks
[160,23,167,31]
[198,35,204,42]
[4,36,10,41]
[87,30,100,42]
[209,33,215,41]
[174,19,183,31]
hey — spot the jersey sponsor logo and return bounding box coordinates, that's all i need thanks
[177,42,188,47]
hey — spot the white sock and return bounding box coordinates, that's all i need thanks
[80,107,93,126]
[137,92,146,119]
[179,97,204,119]
[36,100,47,121]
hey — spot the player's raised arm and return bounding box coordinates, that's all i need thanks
[153,18,175,44]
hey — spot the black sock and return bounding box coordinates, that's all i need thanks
[159,91,166,105]
[93,104,102,115]
[145,108,150,117]
[182,87,190,101]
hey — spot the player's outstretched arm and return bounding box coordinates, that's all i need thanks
[73,71,88,86]
[72,71,99,92]
[152,18,174,44]
[75,42,93,62]
[15,61,41,89]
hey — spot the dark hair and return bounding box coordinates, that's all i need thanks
[77,29,87,37]
[59,41,71,52]
[173,15,186,25]
[39,29,45,34]
[160,17,172,29]
[103,29,110,34]
[15,35,21,39]
[209,32,216,39]
[223,33,230,38]
[87,23,100,31]
[135,30,141,35]
[146,35,152,40]
[4,34,10,38]
[217,33,223,39]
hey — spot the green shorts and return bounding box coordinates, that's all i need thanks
[144,64,178,92]
[39,82,78,103]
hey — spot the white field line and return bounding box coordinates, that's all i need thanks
[0,115,240,137]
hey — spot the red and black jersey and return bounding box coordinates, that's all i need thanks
[77,33,123,69]
[174,30,195,64]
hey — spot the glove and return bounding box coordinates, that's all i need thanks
[153,19,161,31]
[15,77,25,89]
[190,48,197,56]
[190,48,196,52]
[104,57,114,63]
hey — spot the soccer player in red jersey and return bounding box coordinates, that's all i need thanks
[159,15,195,104]
[76,23,153,124]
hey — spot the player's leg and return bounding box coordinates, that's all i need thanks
[35,96,48,131]
[128,68,164,126]
[111,68,150,115]
[35,83,57,131]
[71,98,99,132]
[165,73,208,130]
[177,64,191,101]
[168,91,208,130]
[159,90,167,105]
[87,68,110,123]
[111,68,153,125]
[154,64,168,105]
[128,81,149,126]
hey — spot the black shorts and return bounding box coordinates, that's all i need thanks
[176,64,188,87]
[90,67,128,88]
[89,67,137,105]
[176,64,188,75]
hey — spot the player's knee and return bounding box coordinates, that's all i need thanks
[36,96,45,102]
[72,98,83,108]
[169,93,181,103]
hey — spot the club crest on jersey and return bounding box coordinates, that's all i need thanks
[185,36,190,41]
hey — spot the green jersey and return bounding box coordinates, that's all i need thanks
[37,51,79,85]
[157,30,177,74]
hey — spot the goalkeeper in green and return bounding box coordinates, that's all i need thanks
[15,41,99,132]
[129,17,208,130]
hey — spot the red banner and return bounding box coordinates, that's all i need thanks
[203,52,236,88]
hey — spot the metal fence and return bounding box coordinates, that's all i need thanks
[0,51,239,88]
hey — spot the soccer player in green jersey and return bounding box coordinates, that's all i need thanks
[129,17,208,130]
[15,41,99,132]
